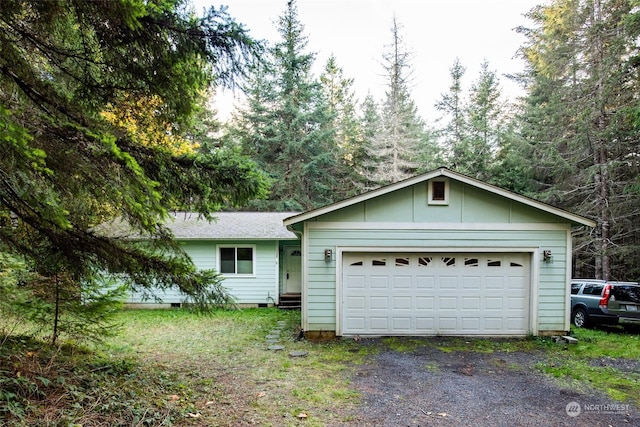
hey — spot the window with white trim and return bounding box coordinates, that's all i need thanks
[428,178,449,205]
[218,246,255,275]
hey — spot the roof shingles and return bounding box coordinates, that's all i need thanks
[166,212,299,240]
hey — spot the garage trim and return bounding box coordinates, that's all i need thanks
[335,246,540,336]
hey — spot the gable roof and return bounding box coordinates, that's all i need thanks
[167,212,299,240]
[284,167,596,228]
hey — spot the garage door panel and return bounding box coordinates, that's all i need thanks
[484,317,504,331]
[370,296,389,309]
[346,296,366,310]
[507,296,527,309]
[439,276,459,289]
[438,296,458,310]
[392,276,412,289]
[461,317,481,331]
[506,317,527,331]
[392,296,412,310]
[345,275,366,289]
[462,296,481,310]
[416,276,435,288]
[345,316,365,331]
[392,317,411,330]
[415,317,435,331]
[342,252,531,336]
[486,276,505,289]
[416,296,434,309]
[370,317,389,330]
[484,297,503,309]
[463,276,482,289]
[370,276,389,288]
[438,317,458,331]
[508,277,527,289]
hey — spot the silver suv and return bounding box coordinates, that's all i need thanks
[570,279,640,328]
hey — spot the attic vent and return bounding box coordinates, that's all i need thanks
[428,178,449,205]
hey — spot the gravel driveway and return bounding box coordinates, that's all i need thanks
[341,337,638,426]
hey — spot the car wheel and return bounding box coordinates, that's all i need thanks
[572,308,588,328]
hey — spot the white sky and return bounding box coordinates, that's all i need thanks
[193,0,541,121]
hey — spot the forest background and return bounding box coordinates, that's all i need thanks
[211,0,640,282]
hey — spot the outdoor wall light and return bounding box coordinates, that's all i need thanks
[324,249,332,262]
[543,250,553,263]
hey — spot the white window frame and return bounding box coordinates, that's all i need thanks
[428,178,449,205]
[216,244,256,276]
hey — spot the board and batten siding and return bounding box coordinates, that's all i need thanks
[297,179,576,335]
[303,224,570,334]
[128,240,279,305]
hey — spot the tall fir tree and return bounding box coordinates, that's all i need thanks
[357,93,382,189]
[229,0,339,210]
[462,60,505,180]
[435,58,468,161]
[364,16,436,185]
[319,55,366,196]
[518,0,640,280]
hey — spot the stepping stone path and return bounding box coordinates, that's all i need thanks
[266,322,285,351]
[265,321,309,357]
[268,345,285,351]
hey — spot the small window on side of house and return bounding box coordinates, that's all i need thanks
[428,179,449,205]
[218,246,255,275]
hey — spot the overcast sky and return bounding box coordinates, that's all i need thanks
[193,0,542,121]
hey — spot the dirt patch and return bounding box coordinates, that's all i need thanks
[343,339,639,426]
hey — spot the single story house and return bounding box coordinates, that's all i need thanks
[284,167,595,338]
[125,212,301,307]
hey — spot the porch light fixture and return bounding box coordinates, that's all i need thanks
[324,249,332,262]
[543,250,553,263]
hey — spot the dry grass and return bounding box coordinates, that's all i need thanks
[108,308,368,426]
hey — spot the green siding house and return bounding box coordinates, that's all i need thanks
[284,168,595,338]
[126,212,301,307]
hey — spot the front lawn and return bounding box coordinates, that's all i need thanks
[1,308,369,426]
[538,326,640,405]
[1,309,638,426]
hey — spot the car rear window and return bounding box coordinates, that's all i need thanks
[611,285,640,303]
[583,284,604,295]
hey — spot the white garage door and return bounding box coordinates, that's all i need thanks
[341,252,530,336]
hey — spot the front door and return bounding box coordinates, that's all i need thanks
[283,246,302,294]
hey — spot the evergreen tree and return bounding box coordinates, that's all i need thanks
[357,94,383,189]
[435,58,468,160]
[0,0,269,333]
[230,0,338,210]
[319,55,366,196]
[462,60,505,180]
[518,0,640,279]
[365,16,436,185]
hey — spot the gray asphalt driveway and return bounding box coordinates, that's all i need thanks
[342,338,638,426]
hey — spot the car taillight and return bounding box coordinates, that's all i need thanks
[599,284,611,309]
